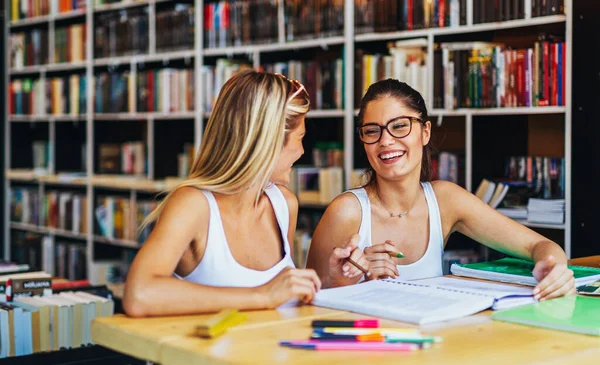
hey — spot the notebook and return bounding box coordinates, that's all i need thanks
[313,278,533,326]
[451,258,600,287]
[492,295,600,336]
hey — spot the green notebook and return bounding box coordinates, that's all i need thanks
[492,295,600,336]
[451,258,600,287]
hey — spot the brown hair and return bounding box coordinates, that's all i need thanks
[357,79,433,185]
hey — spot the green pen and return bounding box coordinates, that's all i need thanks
[387,336,442,344]
[386,250,404,258]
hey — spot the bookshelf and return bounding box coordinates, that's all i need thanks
[4,0,575,284]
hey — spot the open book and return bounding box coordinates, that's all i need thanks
[313,277,535,326]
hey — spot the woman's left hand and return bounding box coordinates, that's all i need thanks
[532,255,576,301]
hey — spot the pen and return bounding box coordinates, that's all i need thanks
[310,333,385,342]
[346,257,369,274]
[387,250,404,258]
[311,319,379,328]
[280,340,419,351]
[314,327,420,336]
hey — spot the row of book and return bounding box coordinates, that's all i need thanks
[94,8,149,59]
[9,75,88,116]
[13,234,88,281]
[9,0,86,22]
[475,0,564,24]
[504,155,565,200]
[204,0,278,48]
[136,68,195,113]
[95,196,158,243]
[98,142,146,175]
[95,68,194,114]
[291,167,345,205]
[355,39,429,108]
[53,23,86,64]
[156,4,194,52]
[355,0,466,34]
[262,58,345,111]
[10,188,89,234]
[434,39,566,109]
[0,286,114,356]
[11,231,127,285]
[9,30,49,69]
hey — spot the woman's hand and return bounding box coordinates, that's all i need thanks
[532,255,576,301]
[259,267,322,308]
[363,240,400,280]
[326,234,370,286]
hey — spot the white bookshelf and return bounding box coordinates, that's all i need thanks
[3,0,574,280]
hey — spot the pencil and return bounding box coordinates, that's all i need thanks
[386,250,404,258]
[346,257,369,274]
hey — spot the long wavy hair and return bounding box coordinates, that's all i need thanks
[141,70,310,231]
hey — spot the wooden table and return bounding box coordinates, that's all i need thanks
[91,257,600,365]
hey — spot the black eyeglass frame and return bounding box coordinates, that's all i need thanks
[357,116,426,145]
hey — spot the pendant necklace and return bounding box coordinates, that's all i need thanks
[376,185,422,218]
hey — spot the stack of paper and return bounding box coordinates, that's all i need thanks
[527,198,565,224]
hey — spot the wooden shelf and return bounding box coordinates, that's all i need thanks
[10,222,88,239]
[94,49,195,66]
[430,106,567,117]
[355,15,567,43]
[10,114,86,122]
[94,112,195,120]
[203,36,345,56]
[94,236,141,249]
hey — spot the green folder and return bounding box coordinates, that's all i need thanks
[492,296,600,336]
[451,258,600,286]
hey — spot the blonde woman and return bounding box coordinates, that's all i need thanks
[123,71,322,317]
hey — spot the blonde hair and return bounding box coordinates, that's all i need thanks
[141,70,310,231]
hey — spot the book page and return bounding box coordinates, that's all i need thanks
[343,287,461,313]
[416,277,533,299]
[313,280,495,325]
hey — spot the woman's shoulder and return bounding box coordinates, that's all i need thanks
[164,186,211,216]
[272,184,298,212]
[325,190,364,223]
[428,180,473,205]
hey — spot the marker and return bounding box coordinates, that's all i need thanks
[280,340,419,351]
[311,319,379,328]
[310,333,385,342]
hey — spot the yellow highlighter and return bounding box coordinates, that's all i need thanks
[195,309,248,338]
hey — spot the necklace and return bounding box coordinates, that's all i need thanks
[376,185,422,218]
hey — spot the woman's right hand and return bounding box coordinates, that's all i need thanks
[259,267,322,308]
[364,240,400,280]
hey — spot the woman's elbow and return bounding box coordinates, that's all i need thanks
[122,284,150,318]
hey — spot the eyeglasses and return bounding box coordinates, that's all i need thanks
[357,116,425,144]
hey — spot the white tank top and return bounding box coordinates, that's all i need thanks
[174,184,296,287]
[348,182,444,280]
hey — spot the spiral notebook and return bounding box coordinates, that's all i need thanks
[451,258,600,287]
[313,278,532,326]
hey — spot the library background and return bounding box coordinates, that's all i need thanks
[0,0,599,362]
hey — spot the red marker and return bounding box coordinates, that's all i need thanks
[311,319,380,328]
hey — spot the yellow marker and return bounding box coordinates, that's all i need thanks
[195,309,248,338]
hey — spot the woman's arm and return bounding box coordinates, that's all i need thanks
[306,193,369,288]
[434,181,574,299]
[123,187,321,317]
[122,187,270,317]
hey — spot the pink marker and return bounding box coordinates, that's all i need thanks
[280,340,419,351]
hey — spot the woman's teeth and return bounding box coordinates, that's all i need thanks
[379,151,405,160]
